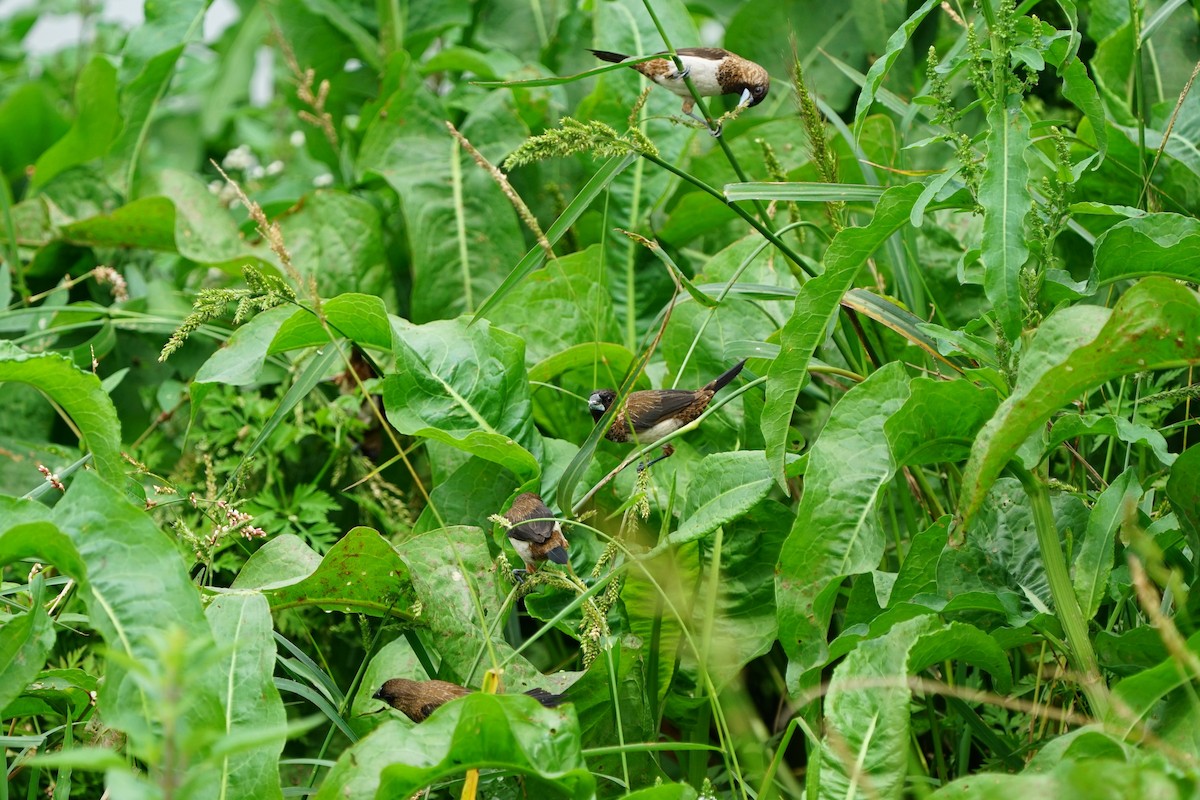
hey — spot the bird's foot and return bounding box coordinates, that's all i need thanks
[511,568,529,584]
[682,108,721,137]
[667,65,691,81]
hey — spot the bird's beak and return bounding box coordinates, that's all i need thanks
[372,688,384,700]
[738,88,753,108]
[588,398,606,413]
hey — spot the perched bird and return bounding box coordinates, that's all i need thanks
[589,48,769,132]
[589,359,747,469]
[373,678,563,723]
[503,492,570,576]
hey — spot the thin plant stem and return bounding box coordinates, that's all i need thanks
[1013,465,1110,719]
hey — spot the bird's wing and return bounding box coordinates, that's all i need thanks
[625,390,699,431]
[508,505,558,544]
[673,47,730,60]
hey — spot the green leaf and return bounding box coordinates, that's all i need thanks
[0,341,123,485]
[686,500,791,690]
[885,377,1002,466]
[851,0,941,138]
[244,527,417,619]
[269,294,393,354]
[358,58,526,322]
[487,245,622,365]
[472,152,639,324]
[762,183,922,488]
[0,588,55,713]
[49,473,219,739]
[31,56,119,189]
[822,616,1011,799]
[204,593,286,800]
[1073,469,1141,621]
[1093,213,1200,285]
[941,478,1087,614]
[1167,444,1200,553]
[383,317,541,481]
[276,191,389,299]
[314,697,594,800]
[776,363,911,687]
[1046,413,1175,467]
[62,170,255,266]
[958,278,1200,527]
[670,450,772,544]
[979,98,1032,341]
[399,526,550,689]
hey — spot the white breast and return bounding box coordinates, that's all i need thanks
[634,417,686,444]
[653,54,723,98]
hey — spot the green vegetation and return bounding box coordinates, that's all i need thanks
[3,0,1200,797]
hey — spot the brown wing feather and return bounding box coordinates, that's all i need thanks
[623,389,701,432]
[673,47,731,61]
[505,494,558,544]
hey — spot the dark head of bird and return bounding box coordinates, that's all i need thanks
[588,389,617,422]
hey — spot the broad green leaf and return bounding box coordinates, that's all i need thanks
[276,191,389,299]
[190,306,294,422]
[822,616,1011,800]
[979,98,1032,341]
[489,246,622,365]
[1167,444,1200,554]
[959,278,1200,527]
[0,341,123,485]
[671,450,772,544]
[204,594,286,800]
[686,500,791,690]
[314,697,594,800]
[1046,413,1175,466]
[569,641,662,788]
[851,0,941,138]
[398,526,549,689]
[777,363,910,688]
[472,152,639,324]
[941,478,1087,614]
[0,587,55,712]
[0,82,69,183]
[383,317,541,481]
[62,172,256,266]
[763,183,922,488]
[885,378,1001,466]
[49,473,220,739]
[358,58,526,322]
[930,753,1188,798]
[1073,469,1141,621]
[31,56,119,189]
[528,343,640,385]
[269,294,393,354]
[1093,213,1200,285]
[228,535,322,592]
[246,527,417,619]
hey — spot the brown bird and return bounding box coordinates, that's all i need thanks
[588,359,747,469]
[503,492,569,576]
[590,48,769,132]
[373,678,564,723]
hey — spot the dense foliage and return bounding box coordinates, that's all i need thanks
[3,0,1200,797]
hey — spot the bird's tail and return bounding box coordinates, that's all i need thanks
[589,49,629,64]
[524,688,567,708]
[705,359,747,394]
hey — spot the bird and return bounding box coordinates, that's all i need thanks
[503,492,569,577]
[589,48,769,133]
[588,359,747,469]
[373,678,564,723]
